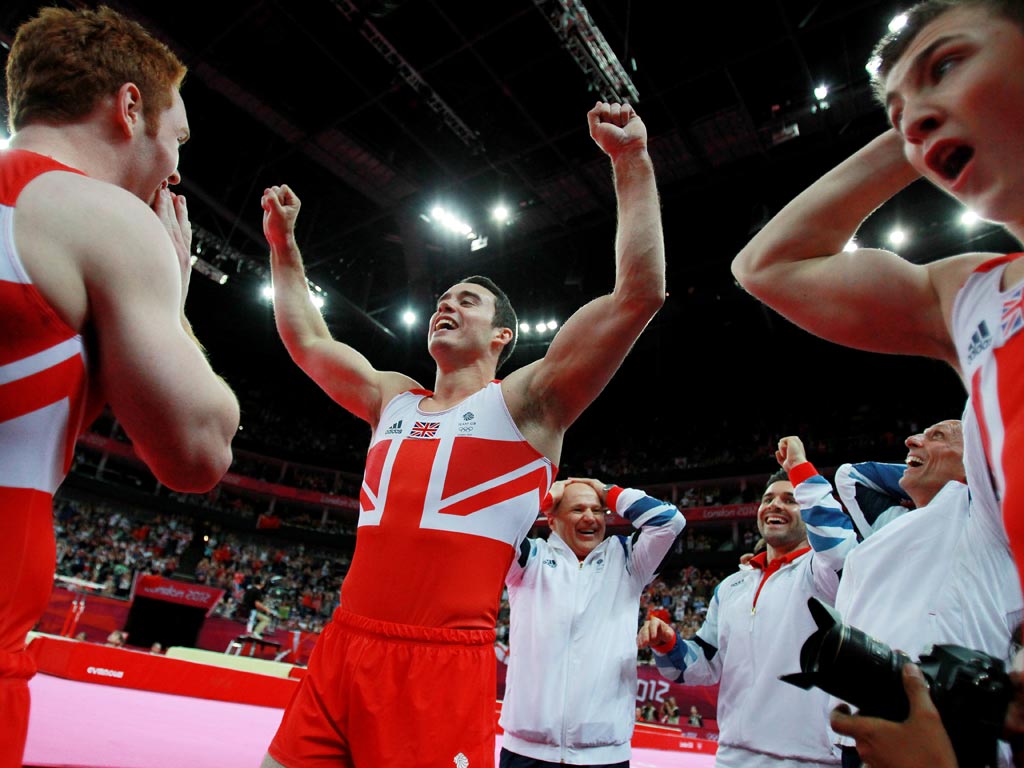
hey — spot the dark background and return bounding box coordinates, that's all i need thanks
[3,0,1018,476]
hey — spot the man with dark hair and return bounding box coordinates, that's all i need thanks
[459,274,518,369]
[730,0,1024,593]
[729,2,1024,760]
[638,450,856,767]
[0,6,239,764]
[260,100,665,768]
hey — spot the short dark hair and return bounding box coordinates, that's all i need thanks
[459,275,518,370]
[869,0,1024,103]
[764,469,789,494]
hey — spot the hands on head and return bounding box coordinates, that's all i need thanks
[544,477,608,514]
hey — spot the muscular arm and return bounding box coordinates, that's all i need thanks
[34,176,239,492]
[504,103,665,450]
[262,185,418,425]
[730,129,979,365]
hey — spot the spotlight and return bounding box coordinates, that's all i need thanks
[402,310,416,327]
[843,240,858,253]
[191,257,228,285]
[519,322,531,333]
[960,210,980,227]
[546,320,558,331]
[491,205,509,223]
[814,85,828,101]
[261,284,274,300]
[888,228,906,246]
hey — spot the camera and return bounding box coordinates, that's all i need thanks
[780,597,1013,768]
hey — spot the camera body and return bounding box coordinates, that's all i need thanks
[780,597,1013,768]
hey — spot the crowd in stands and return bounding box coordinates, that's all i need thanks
[61,405,813,738]
[52,494,346,635]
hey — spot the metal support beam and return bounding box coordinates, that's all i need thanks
[534,0,639,104]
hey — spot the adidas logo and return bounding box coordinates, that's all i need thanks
[384,420,403,435]
[967,320,993,364]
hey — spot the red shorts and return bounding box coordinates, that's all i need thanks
[268,608,497,768]
[0,649,37,768]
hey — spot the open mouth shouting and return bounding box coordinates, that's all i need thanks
[925,140,975,186]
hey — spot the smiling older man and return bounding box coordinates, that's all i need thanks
[499,477,685,767]
[801,414,1024,768]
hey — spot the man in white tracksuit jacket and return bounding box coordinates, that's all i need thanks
[639,443,857,768]
[499,477,685,767]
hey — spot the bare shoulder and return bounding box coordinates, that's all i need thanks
[378,370,424,408]
[499,361,538,421]
[500,362,561,460]
[19,172,167,265]
[928,251,1003,307]
[14,172,169,329]
[1001,252,1024,289]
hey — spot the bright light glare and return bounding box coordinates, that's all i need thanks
[814,85,828,101]
[261,284,274,300]
[865,56,882,75]
[0,136,9,150]
[888,228,906,246]
[960,210,980,226]
[310,292,325,309]
[492,205,509,223]
[888,13,908,33]
[429,205,475,238]
[534,323,546,333]
[519,322,531,333]
[546,320,558,331]
[402,310,416,326]
[843,239,858,253]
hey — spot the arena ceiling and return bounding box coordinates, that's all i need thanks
[2,0,1016,464]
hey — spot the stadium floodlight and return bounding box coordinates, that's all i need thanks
[402,310,416,327]
[888,228,906,246]
[960,210,980,227]
[814,85,828,101]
